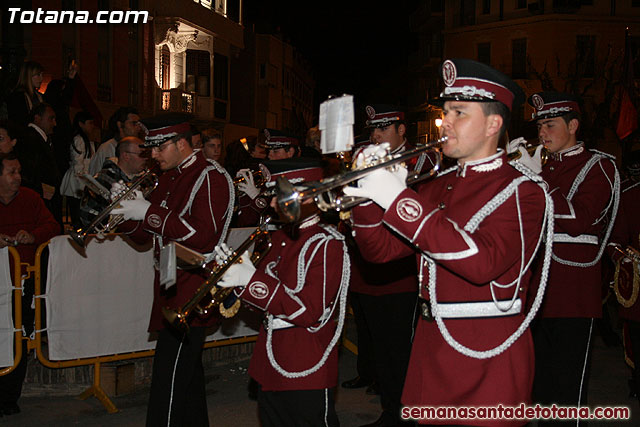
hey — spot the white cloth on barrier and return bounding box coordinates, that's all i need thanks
[0,247,15,368]
[45,229,261,361]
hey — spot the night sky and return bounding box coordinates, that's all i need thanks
[243,0,411,119]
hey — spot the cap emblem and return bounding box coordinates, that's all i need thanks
[366,105,376,119]
[532,94,545,111]
[442,60,457,87]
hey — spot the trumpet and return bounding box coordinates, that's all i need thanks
[507,143,549,166]
[69,170,159,247]
[162,217,273,332]
[276,137,446,222]
[233,164,271,189]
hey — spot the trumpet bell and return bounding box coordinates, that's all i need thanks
[276,176,302,223]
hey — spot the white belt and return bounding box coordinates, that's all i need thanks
[553,233,598,245]
[420,298,522,320]
[266,317,295,330]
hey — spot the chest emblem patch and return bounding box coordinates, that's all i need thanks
[255,197,267,209]
[396,198,423,222]
[147,213,162,228]
[249,281,269,299]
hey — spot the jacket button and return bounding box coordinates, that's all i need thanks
[438,202,446,209]
[446,184,453,191]
[549,166,555,171]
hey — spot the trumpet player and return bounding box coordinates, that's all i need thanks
[528,92,620,422]
[112,119,234,427]
[215,162,349,427]
[607,150,640,401]
[0,152,59,416]
[343,104,420,427]
[343,59,553,426]
[78,136,148,229]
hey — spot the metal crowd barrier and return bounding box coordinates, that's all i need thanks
[30,233,260,413]
[0,247,26,376]
[1,232,358,414]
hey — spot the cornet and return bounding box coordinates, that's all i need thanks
[69,170,159,247]
[507,143,549,166]
[276,137,446,222]
[162,217,273,332]
[233,163,271,189]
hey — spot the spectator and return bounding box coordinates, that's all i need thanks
[60,111,96,229]
[5,61,44,128]
[15,103,62,227]
[202,129,223,162]
[88,107,141,176]
[43,61,79,178]
[0,151,59,416]
[0,120,17,154]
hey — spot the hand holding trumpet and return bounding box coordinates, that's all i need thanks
[214,243,256,288]
[342,143,408,210]
[235,169,261,200]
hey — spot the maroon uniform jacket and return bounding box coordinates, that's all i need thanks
[608,178,640,321]
[238,220,349,391]
[538,143,618,319]
[0,187,59,266]
[126,151,233,331]
[351,151,548,426]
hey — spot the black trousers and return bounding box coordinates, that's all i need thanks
[533,317,593,426]
[358,291,417,424]
[349,291,377,383]
[146,326,209,427]
[257,385,339,427]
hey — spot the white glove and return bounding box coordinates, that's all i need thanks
[236,169,260,200]
[215,244,256,288]
[507,137,543,174]
[506,137,527,155]
[111,190,151,221]
[110,180,127,202]
[352,143,390,169]
[343,165,408,210]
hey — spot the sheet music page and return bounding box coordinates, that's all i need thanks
[319,95,354,154]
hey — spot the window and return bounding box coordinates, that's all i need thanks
[214,53,229,120]
[516,0,527,8]
[576,35,595,78]
[160,46,171,90]
[186,49,210,97]
[477,42,491,66]
[512,38,527,79]
[482,0,490,14]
